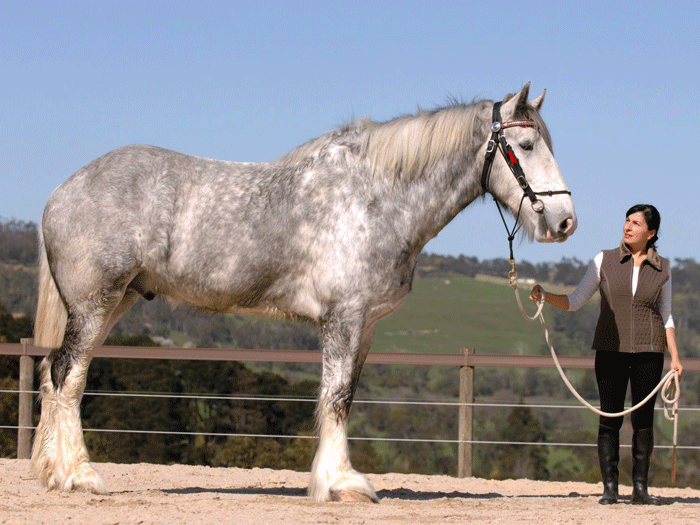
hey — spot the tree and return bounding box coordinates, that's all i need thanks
[492,400,550,480]
[0,300,32,458]
[0,376,18,457]
[673,258,700,294]
[0,300,33,344]
[0,219,38,265]
[479,258,513,278]
[80,333,320,469]
[552,257,588,286]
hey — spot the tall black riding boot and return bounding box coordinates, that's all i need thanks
[631,428,660,505]
[597,425,619,504]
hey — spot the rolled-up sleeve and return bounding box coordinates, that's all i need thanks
[566,252,603,311]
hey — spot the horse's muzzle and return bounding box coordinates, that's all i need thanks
[544,216,577,243]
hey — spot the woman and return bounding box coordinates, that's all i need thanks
[530,204,683,505]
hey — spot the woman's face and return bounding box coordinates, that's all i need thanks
[623,211,656,251]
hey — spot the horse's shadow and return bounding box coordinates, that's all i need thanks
[158,486,700,504]
[161,486,502,500]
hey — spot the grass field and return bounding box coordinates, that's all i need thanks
[371,274,554,355]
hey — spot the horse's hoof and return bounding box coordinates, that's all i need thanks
[330,489,379,503]
[62,463,108,494]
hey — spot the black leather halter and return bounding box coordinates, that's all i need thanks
[481,101,572,259]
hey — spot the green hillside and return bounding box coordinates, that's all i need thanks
[371,275,550,355]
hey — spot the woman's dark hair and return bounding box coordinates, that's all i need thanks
[626,204,660,250]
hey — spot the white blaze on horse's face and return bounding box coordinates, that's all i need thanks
[492,84,577,243]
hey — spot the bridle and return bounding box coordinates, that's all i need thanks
[481,100,571,260]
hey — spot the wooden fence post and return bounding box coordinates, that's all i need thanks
[457,348,474,478]
[18,338,34,460]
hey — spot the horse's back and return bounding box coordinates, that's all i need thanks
[46,144,179,218]
[43,144,244,250]
[47,144,224,206]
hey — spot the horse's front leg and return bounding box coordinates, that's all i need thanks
[309,308,378,502]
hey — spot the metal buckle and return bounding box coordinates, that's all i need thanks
[485,139,496,155]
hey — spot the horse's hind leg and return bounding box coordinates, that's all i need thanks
[309,308,378,503]
[33,290,138,493]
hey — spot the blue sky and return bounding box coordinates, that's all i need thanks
[1,1,698,265]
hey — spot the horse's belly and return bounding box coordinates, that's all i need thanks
[157,267,323,321]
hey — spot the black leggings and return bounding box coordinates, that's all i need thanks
[595,351,665,430]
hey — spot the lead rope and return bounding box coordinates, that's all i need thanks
[507,259,681,482]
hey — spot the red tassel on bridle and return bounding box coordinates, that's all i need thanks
[507,149,518,165]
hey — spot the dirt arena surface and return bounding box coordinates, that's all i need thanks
[2,459,699,524]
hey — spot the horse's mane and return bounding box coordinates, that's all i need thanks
[279,97,551,180]
[359,100,492,180]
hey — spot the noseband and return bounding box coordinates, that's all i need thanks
[481,101,572,259]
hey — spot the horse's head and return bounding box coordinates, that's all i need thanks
[483,83,577,243]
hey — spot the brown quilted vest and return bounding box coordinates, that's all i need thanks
[592,243,669,353]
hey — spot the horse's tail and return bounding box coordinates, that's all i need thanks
[34,228,67,348]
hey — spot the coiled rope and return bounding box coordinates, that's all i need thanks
[507,261,681,482]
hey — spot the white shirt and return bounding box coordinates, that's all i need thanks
[566,251,674,329]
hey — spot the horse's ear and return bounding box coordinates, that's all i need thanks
[501,82,530,118]
[530,89,546,111]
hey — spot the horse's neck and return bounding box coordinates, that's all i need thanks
[389,162,483,251]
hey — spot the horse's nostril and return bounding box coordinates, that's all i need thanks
[560,217,575,235]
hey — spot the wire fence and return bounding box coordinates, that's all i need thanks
[3,339,700,481]
[3,386,700,451]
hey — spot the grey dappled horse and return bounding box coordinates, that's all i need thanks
[33,83,576,502]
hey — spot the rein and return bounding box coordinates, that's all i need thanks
[481,101,572,261]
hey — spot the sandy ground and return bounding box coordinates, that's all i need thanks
[2,459,699,524]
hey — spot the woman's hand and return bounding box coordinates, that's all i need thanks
[671,356,684,380]
[666,328,683,380]
[529,284,545,302]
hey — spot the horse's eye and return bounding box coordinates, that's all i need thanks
[520,142,534,151]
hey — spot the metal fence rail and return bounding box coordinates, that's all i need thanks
[2,339,699,476]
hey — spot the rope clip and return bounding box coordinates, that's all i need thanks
[508,258,518,287]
